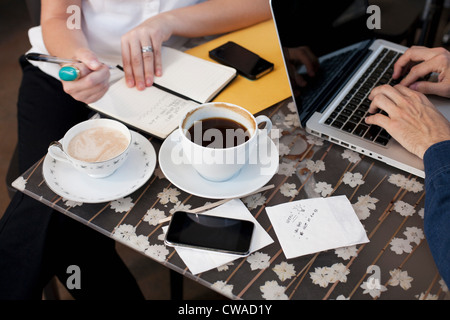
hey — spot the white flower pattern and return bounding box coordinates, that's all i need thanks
[388,269,413,290]
[403,227,424,245]
[242,193,266,210]
[217,262,234,272]
[247,252,271,270]
[439,279,448,293]
[403,178,423,193]
[310,267,330,288]
[342,172,365,187]
[287,101,297,113]
[388,174,409,188]
[272,262,296,281]
[128,234,150,252]
[352,195,378,220]
[113,224,136,241]
[416,292,439,300]
[418,208,425,219]
[157,187,181,205]
[305,159,325,173]
[306,135,324,146]
[309,263,349,288]
[260,280,288,300]
[277,161,297,177]
[360,279,387,298]
[334,245,358,260]
[283,114,300,127]
[341,149,361,163]
[169,201,192,214]
[145,244,169,262]
[390,237,413,255]
[110,197,134,213]
[212,281,234,298]
[63,198,83,208]
[388,174,424,193]
[393,200,416,217]
[278,143,291,156]
[314,181,333,197]
[153,166,165,179]
[143,208,166,226]
[280,183,299,197]
[12,176,27,191]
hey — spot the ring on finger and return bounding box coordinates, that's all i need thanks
[59,64,81,81]
[141,45,153,53]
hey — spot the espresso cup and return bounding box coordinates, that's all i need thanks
[179,102,272,182]
[47,118,132,178]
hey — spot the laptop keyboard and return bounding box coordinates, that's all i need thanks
[324,48,401,146]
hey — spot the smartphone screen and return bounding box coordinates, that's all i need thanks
[165,211,255,255]
[209,41,274,80]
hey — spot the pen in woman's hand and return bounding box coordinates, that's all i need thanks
[25,52,123,81]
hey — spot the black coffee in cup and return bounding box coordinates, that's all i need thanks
[187,117,251,148]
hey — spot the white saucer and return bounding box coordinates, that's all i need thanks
[43,130,156,203]
[159,129,279,199]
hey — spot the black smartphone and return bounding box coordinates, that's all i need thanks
[209,41,274,80]
[165,211,255,256]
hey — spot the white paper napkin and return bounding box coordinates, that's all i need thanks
[266,195,369,259]
[164,199,273,275]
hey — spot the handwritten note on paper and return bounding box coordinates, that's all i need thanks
[90,79,198,138]
[282,202,321,241]
[266,195,369,259]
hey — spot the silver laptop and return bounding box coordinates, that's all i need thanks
[270,0,450,178]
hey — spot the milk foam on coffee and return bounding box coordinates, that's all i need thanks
[67,127,129,162]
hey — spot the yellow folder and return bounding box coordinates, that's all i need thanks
[186,19,292,115]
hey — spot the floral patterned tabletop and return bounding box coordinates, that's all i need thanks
[13,99,448,300]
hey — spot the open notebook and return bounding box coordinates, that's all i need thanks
[89,47,236,139]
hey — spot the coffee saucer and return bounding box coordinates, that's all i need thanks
[42,130,156,203]
[159,129,279,199]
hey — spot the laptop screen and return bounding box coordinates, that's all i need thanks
[271,0,374,126]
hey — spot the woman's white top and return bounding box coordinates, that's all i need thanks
[27,0,204,80]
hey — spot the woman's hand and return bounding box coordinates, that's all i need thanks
[119,0,271,91]
[120,14,174,90]
[61,48,110,104]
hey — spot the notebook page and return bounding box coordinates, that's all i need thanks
[155,47,236,103]
[90,78,198,139]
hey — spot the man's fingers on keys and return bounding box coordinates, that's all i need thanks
[368,91,397,115]
[364,111,390,130]
[393,46,436,78]
[368,85,401,114]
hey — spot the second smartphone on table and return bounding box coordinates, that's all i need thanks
[165,211,255,256]
[209,41,274,80]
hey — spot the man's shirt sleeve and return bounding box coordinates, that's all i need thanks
[423,140,450,287]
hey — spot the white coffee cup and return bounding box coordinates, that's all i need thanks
[179,102,272,182]
[47,118,132,178]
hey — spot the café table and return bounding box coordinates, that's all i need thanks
[11,98,448,300]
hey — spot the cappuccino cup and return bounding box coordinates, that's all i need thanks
[48,118,132,178]
[179,102,272,182]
